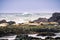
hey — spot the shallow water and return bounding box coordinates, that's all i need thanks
[0,33,60,40]
[0,35,17,40]
[28,33,60,39]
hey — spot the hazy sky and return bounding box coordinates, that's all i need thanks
[0,0,60,13]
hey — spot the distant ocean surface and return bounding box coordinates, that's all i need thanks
[0,13,52,23]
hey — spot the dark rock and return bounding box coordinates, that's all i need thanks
[33,18,48,23]
[0,19,7,24]
[37,32,56,36]
[7,21,15,25]
[48,12,60,22]
[48,12,60,24]
[55,37,60,39]
[45,37,53,39]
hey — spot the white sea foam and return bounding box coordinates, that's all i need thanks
[0,13,52,23]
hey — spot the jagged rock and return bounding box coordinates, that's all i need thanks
[48,12,60,24]
[33,18,48,23]
[0,19,7,24]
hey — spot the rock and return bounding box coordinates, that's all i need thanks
[48,12,60,24]
[37,32,56,36]
[48,12,60,22]
[33,18,48,23]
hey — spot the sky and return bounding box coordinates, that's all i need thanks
[0,0,60,13]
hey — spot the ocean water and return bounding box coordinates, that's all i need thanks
[0,13,52,23]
